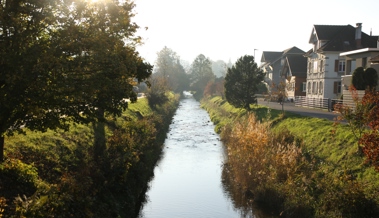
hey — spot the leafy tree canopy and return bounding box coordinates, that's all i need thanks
[189,54,215,98]
[154,46,189,93]
[0,0,152,161]
[212,60,228,78]
[224,55,265,110]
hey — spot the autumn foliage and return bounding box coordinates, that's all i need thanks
[336,88,379,171]
[359,90,379,170]
[202,95,379,217]
[203,78,225,98]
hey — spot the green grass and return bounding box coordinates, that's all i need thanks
[1,92,180,218]
[202,95,379,217]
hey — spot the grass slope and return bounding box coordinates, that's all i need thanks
[202,96,379,218]
[0,93,179,218]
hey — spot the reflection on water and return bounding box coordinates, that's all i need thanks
[222,164,279,218]
[138,93,265,218]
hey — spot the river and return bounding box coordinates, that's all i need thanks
[137,93,259,218]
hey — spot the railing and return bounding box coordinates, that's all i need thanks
[295,96,330,110]
[294,96,345,111]
[263,93,361,112]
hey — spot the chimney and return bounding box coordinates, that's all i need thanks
[355,23,362,49]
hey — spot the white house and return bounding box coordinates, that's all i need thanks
[304,23,378,100]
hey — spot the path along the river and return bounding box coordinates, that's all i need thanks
[257,98,340,121]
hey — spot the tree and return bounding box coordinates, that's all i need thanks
[336,89,379,170]
[189,54,215,99]
[271,81,288,114]
[224,55,265,110]
[154,46,189,93]
[203,77,225,98]
[212,60,227,78]
[0,0,152,161]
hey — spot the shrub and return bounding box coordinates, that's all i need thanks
[352,67,378,90]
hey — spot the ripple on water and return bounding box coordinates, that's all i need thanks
[138,96,251,218]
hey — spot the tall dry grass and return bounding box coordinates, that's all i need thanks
[220,111,379,217]
[221,112,314,215]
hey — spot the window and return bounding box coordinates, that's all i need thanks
[308,62,312,74]
[319,81,323,94]
[312,82,316,94]
[320,60,324,72]
[333,81,341,94]
[315,82,318,94]
[339,61,345,72]
[302,82,306,92]
[335,60,345,72]
[313,60,318,73]
[307,82,311,93]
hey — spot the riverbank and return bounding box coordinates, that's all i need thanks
[201,96,379,218]
[0,93,180,217]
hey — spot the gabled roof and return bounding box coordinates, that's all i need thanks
[309,24,378,52]
[285,54,307,77]
[261,51,282,63]
[283,46,305,55]
[309,25,346,43]
[261,46,305,64]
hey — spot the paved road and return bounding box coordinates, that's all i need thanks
[257,98,340,121]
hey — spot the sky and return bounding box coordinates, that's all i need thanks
[133,0,379,67]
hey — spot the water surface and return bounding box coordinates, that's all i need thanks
[138,94,252,218]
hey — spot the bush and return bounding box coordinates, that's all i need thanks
[352,67,378,90]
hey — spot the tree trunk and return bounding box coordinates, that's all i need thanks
[0,136,4,162]
[93,108,106,162]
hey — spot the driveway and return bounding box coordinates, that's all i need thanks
[257,98,340,122]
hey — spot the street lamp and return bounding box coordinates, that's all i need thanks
[254,49,258,58]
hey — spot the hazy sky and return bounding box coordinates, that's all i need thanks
[133,0,379,66]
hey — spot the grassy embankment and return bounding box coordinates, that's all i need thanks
[201,96,379,218]
[0,93,179,218]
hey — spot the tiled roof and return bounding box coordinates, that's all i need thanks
[260,51,282,63]
[312,25,346,41]
[261,47,305,64]
[313,24,377,52]
[283,46,305,55]
[286,54,307,77]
